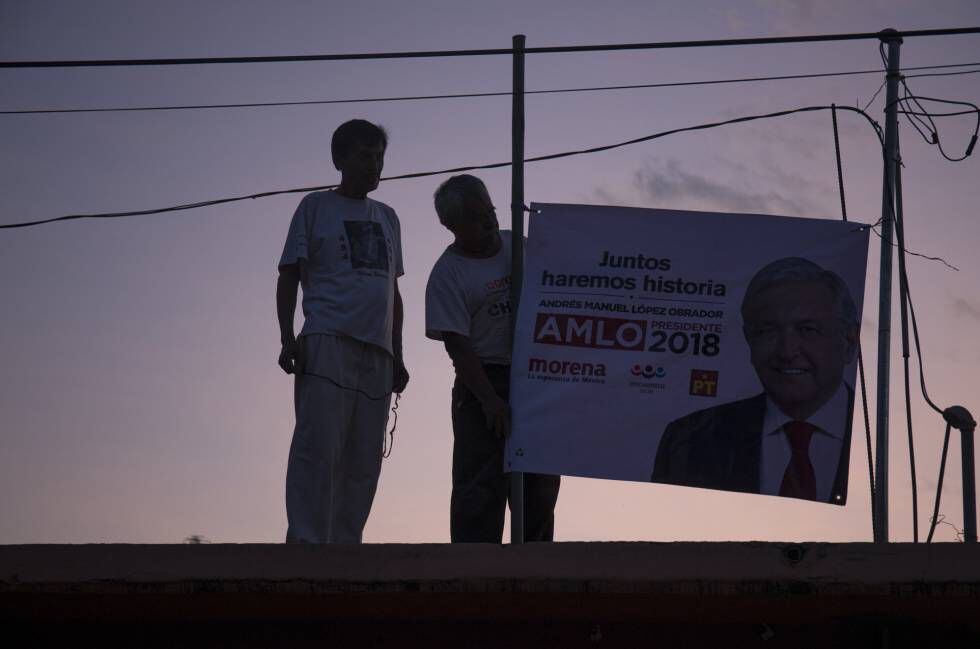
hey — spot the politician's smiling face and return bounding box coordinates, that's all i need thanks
[742,281,857,421]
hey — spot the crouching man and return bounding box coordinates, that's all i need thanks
[424,174,560,542]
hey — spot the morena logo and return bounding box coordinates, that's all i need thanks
[528,357,607,377]
[630,364,666,379]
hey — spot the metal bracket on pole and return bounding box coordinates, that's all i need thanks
[873,28,903,544]
[509,33,526,545]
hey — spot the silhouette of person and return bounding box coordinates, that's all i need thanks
[277,119,409,543]
[425,175,560,541]
[652,257,858,504]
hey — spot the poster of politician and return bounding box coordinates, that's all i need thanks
[506,203,870,505]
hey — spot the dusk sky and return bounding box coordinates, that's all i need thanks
[2,1,978,544]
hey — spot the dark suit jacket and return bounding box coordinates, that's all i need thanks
[650,390,853,505]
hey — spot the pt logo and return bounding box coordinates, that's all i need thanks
[630,364,666,379]
[689,369,718,397]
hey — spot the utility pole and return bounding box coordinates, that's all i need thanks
[960,414,978,543]
[510,33,526,545]
[874,28,903,543]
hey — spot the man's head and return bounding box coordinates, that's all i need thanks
[741,257,859,420]
[433,174,499,256]
[332,119,388,198]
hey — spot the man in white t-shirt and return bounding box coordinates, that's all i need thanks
[277,119,409,543]
[425,174,560,542]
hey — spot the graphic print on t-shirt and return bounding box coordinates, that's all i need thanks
[485,276,512,318]
[343,221,390,272]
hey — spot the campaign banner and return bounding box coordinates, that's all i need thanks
[506,203,870,505]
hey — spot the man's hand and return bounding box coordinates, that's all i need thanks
[393,357,410,393]
[482,395,511,438]
[278,338,305,375]
[442,332,509,437]
[276,265,302,375]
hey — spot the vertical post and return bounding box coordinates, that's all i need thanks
[874,29,902,544]
[894,145,919,542]
[509,33,526,545]
[963,425,977,543]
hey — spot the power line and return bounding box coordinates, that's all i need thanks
[2,27,979,68]
[0,68,898,115]
[871,225,960,271]
[0,104,884,230]
[899,108,978,117]
[905,68,980,79]
[0,92,512,115]
[4,100,974,232]
[900,60,980,71]
[4,61,979,116]
[889,88,980,162]
[862,81,887,112]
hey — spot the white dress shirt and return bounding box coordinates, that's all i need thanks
[759,384,849,502]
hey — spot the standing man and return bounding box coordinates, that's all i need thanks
[425,174,560,542]
[277,119,409,543]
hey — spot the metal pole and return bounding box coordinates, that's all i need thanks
[962,425,977,543]
[894,144,919,542]
[873,29,902,544]
[509,33,526,545]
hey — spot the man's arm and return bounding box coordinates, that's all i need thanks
[443,332,509,438]
[276,264,303,374]
[392,279,409,393]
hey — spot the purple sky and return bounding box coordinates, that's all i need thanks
[2,0,979,544]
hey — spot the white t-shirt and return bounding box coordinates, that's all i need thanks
[425,231,514,365]
[279,190,403,355]
[759,383,849,502]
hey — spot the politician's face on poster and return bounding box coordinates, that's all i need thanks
[743,279,858,422]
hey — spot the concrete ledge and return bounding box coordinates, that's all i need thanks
[2,542,978,647]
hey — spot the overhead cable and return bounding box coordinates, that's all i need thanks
[1,27,979,68]
[4,62,980,116]
[3,101,972,239]
[905,68,980,79]
[862,81,887,112]
[888,88,980,162]
[2,104,884,230]
[898,108,979,117]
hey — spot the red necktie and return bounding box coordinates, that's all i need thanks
[779,421,818,501]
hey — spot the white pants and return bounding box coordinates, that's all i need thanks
[285,334,392,543]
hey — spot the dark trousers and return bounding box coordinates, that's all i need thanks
[450,364,561,543]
